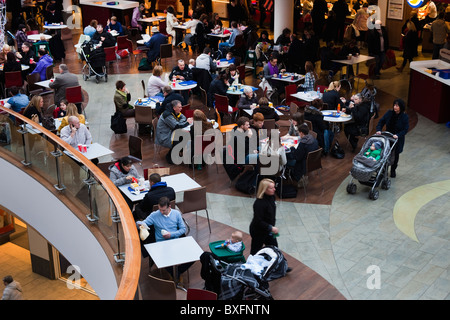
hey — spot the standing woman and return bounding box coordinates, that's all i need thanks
[166,5,178,46]
[396,21,418,73]
[375,99,409,178]
[249,179,278,255]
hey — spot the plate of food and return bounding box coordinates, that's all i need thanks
[341,113,351,118]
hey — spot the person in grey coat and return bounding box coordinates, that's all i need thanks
[49,64,80,106]
[156,100,193,164]
[2,276,23,300]
[109,156,141,186]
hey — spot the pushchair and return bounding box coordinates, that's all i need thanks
[346,132,397,200]
[80,40,107,83]
[200,245,288,300]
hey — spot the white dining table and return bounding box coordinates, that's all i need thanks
[63,142,114,161]
[291,91,322,103]
[137,16,166,24]
[0,64,30,71]
[226,85,257,96]
[332,54,375,78]
[27,33,52,41]
[271,73,305,84]
[35,79,52,89]
[243,107,283,117]
[43,24,68,30]
[170,80,197,91]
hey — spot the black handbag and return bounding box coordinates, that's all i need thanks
[41,115,56,131]
[275,177,297,199]
[235,169,258,195]
[330,141,345,159]
[110,111,127,134]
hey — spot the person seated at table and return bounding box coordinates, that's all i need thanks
[49,63,80,107]
[222,51,236,65]
[183,12,200,51]
[29,48,53,81]
[145,26,168,66]
[187,109,214,169]
[53,98,67,118]
[226,64,239,86]
[263,55,286,102]
[252,97,279,121]
[137,196,193,280]
[237,86,258,110]
[250,112,265,142]
[195,47,217,74]
[4,86,29,121]
[228,116,259,165]
[0,44,11,64]
[297,61,317,92]
[105,16,124,36]
[16,42,36,76]
[207,13,224,51]
[304,99,328,154]
[58,103,86,133]
[15,24,28,52]
[156,100,193,164]
[133,173,176,221]
[339,39,360,77]
[60,115,92,148]
[91,24,116,48]
[109,156,141,187]
[188,59,196,69]
[147,65,167,97]
[3,52,21,75]
[155,86,185,116]
[287,112,305,136]
[207,71,229,109]
[113,80,135,118]
[23,95,44,123]
[322,80,344,110]
[255,30,273,62]
[131,3,146,32]
[169,59,193,81]
[275,27,292,47]
[218,21,243,58]
[84,19,97,38]
[343,93,371,152]
[286,123,319,188]
[165,5,179,46]
[222,230,244,253]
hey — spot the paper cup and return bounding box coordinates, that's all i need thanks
[82,145,87,152]
[78,144,82,151]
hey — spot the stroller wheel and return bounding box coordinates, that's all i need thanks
[381,179,391,190]
[369,189,379,200]
[346,183,357,194]
[105,74,108,82]
[83,74,88,81]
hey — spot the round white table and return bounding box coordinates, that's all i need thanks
[321,110,353,123]
[169,81,197,91]
[27,33,52,41]
[226,85,258,95]
[0,64,30,71]
[43,24,68,30]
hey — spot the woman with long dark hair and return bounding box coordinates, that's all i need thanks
[375,99,409,178]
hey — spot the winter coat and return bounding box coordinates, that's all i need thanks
[108,162,140,186]
[155,110,189,148]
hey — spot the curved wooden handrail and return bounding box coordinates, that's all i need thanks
[0,106,140,300]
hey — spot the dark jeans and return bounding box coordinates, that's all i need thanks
[374,51,386,76]
[432,43,444,60]
[250,232,278,255]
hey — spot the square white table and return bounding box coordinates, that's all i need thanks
[243,107,283,117]
[331,54,374,78]
[144,236,203,288]
[119,173,201,203]
[291,91,322,103]
[63,142,114,161]
[35,79,52,89]
[271,73,305,84]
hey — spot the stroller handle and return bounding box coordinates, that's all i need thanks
[376,131,397,139]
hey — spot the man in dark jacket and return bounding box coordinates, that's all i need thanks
[288,123,319,187]
[367,20,389,78]
[343,93,371,151]
[155,86,186,116]
[169,59,193,102]
[145,26,168,64]
[133,173,176,221]
[92,24,116,48]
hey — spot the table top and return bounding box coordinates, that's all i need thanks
[243,106,283,116]
[144,236,203,269]
[138,16,166,23]
[133,97,160,108]
[0,64,30,71]
[226,85,257,95]
[35,79,52,88]
[43,24,68,29]
[271,73,305,83]
[291,91,322,102]
[170,80,197,91]
[119,172,201,202]
[280,135,300,149]
[27,33,52,41]
[64,142,114,161]
[332,54,374,66]
[79,0,139,10]
[207,32,230,38]
[321,110,353,123]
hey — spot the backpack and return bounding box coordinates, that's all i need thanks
[235,169,258,195]
[110,111,127,134]
[330,141,345,159]
[41,115,56,131]
[138,57,151,71]
[275,177,297,199]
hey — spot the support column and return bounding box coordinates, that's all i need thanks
[273,0,294,42]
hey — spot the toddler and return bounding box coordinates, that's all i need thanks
[364,141,382,161]
[216,230,243,252]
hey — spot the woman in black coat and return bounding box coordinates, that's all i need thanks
[249,178,278,255]
[376,98,409,178]
[397,21,418,73]
[252,97,279,121]
[343,93,371,151]
[207,71,229,109]
[322,80,343,110]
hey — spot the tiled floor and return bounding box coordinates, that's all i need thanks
[1,33,449,300]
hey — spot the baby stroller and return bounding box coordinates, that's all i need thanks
[346,132,397,200]
[80,40,108,83]
[200,245,288,300]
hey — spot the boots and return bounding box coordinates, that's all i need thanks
[396,65,404,72]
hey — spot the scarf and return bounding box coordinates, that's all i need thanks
[115,162,128,174]
[268,62,279,76]
[116,89,127,98]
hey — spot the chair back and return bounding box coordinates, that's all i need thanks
[186,288,217,300]
[128,135,143,162]
[181,104,193,118]
[45,65,54,80]
[306,148,323,174]
[144,165,170,179]
[117,35,133,52]
[214,94,229,114]
[4,71,23,89]
[263,119,276,130]
[236,65,245,84]
[289,102,298,115]
[284,84,297,105]
[97,161,115,177]
[179,187,207,213]
[199,87,207,107]
[368,113,376,136]
[142,275,176,300]
[60,27,73,41]
[39,90,55,111]
[158,20,168,36]
[160,43,173,59]
[135,105,153,125]
[304,119,313,131]
[65,86,83,104]
[104,46,117,62]
[193,133,215,160]
[234,34,245,50]
[26,73,41,93]
[26,30,38,35]
[309,130,317,139]
[141,79,147,98]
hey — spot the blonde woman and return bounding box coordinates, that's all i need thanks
[249,178,278,254]
[322,80,342,110]
[57,103,85,133]
[23,95,44,123]
[147,65,167,97]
